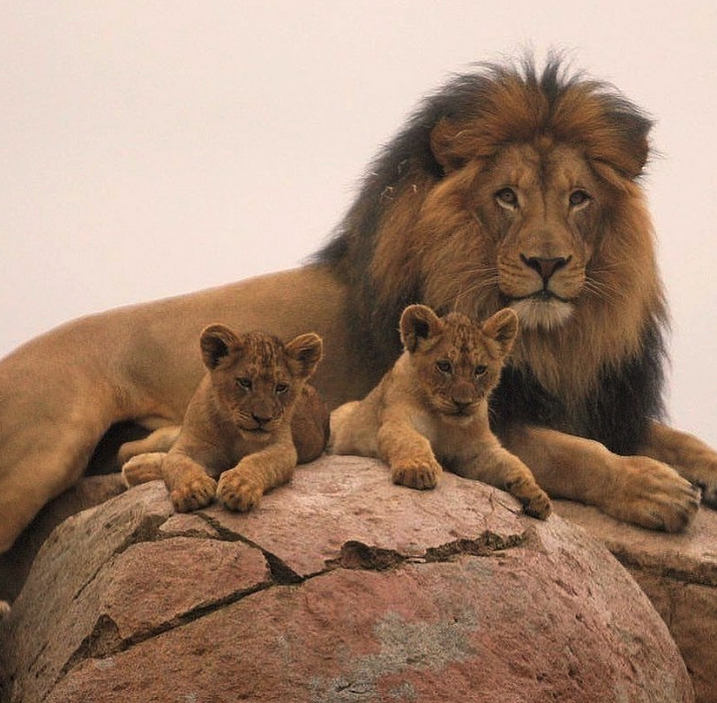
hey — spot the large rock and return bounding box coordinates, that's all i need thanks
[0,456,692,703]
[556,500,717,703]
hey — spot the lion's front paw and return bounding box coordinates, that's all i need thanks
[170,474,217,513]
[609,456,701,532]
[391,457,442,490]
[122,452,165,487]
[217,470,264,512]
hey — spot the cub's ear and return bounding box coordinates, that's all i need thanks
[200,324,243,370]
[482,308,519,357]
[285,333,323,379]
[400,304,443,353]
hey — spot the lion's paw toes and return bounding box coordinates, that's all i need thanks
[612,457,701,532]
[391,458,442,490]
[121,452,165,487]
[217,472,264,512]
[170,474,217,513]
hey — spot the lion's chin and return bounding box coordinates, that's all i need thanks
[510,298,574,331]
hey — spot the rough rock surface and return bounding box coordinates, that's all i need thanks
[556,500,717,703]
[0,456,692,703]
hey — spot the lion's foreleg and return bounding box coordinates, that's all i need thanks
[642,421,717,506]
[502,424,700,532]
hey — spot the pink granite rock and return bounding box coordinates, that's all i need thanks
[556,500,717,703]
[0,457,694,702]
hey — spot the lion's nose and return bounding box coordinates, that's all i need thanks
[521,255,570,284]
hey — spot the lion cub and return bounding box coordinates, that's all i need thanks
[122,324,325,513]
[330,305,551,519]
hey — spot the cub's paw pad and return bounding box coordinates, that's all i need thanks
[522,489,552,520]
[170,474,217,513]
[391,458,442,490]
[217,472,263,512]
[121,452,165,487]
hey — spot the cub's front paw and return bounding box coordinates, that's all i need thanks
[522,487,552,520]
[170,474,217,513]
[391,457,442,490]
[609,456,701,532]
[217,470,264,512]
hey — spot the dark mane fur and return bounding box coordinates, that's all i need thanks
[314,56,666,455]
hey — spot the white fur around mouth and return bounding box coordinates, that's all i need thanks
[510,297,574,331]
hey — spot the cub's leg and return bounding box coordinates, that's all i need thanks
[122,452,166,486]
[455,443,552,520]
[216,441,298,512]
[329,401,378,456]
[377,420,442,490]
[642,421,717,506]
[161,452,218,513]
[503,424,701,532]
[118,426,181,465]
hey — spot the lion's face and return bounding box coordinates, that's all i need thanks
[475,143,599,331]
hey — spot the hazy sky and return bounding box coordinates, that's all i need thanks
[2,1,716,444]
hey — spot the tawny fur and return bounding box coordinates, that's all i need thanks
[2,57,716,558]
[331,305,551,519]
[122,325,325,513]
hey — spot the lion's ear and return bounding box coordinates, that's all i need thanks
[400,305,443,353]
[200,324,242,370]
[482,308,519,357]
[430,118,467,173]
[285,333,323,379]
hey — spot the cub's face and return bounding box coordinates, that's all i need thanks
[199,325,323,441]
[400,305,518,422]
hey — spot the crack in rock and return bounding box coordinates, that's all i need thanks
[327,530,526,573]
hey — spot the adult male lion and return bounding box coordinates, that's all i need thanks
[1,58,715,553]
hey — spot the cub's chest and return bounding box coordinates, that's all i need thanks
[409,407,479,462]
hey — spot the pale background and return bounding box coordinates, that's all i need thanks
[1,1,716,444]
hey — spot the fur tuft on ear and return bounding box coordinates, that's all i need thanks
[200,324,243,370]
[481,308,519,357]
[430,118,468,174]
[285,333,323,379]
[400,304,443,353]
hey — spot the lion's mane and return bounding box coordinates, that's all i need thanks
[316,57,668,455]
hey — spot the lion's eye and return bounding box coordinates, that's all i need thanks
[474,365,487,377]
[569,189,591,208]
[435,360,452,374]
[236,377,253,391]
[275,382,289,395]
[495,187,518,208]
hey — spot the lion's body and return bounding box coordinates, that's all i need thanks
[122,325,326,512]
[330,305,551,519]
[1,57,716,555]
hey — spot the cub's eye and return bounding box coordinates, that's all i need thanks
[275,382,289,395]
[236,377,253,391]
[569,189,591,208]
[474,365,487,377]
[435,359,452,374]
[495,187,518,208]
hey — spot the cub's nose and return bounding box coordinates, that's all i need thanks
[452,399,472,415]
[252,413,273,428]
